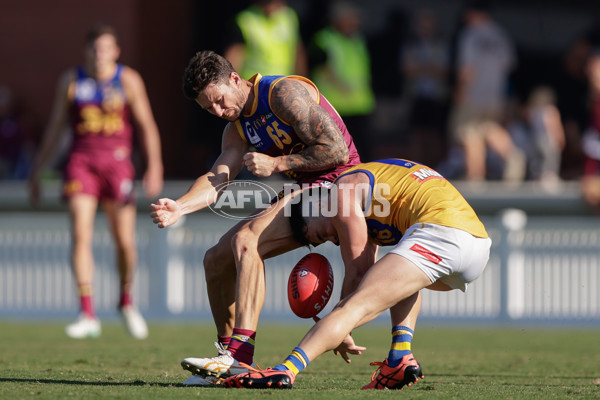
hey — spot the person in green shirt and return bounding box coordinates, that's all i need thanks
[224,0,308,79]
[309,1,376,161]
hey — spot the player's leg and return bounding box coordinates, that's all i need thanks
[224,226,491,389]
[102,200,137,305]
[181,219,255,384]
[204,192,305,337]
[223,253,431,389]
[362,291,424,390]
[300,253,431,361]
[204,194,304,340]
[389,292,421,335]
[203,218,246,342]
[462,121,487,181]
[387,293,421,367]
[102,199,148,339]
[69,194,98,300]
[65,193,101,338]
[182,195,302,383]
[361,225,491,390]
[226,197,303,356]
[231,194,304,331]
[483,120,526,182]
[582,174,600,211]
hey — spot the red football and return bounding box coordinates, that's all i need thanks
[287,253,334,319]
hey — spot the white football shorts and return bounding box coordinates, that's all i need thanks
[388,223,492,292]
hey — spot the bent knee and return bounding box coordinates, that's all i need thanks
[204,240,235,277]
[115,241,137,256]
[231,228,259,255]
[204,245,220,268]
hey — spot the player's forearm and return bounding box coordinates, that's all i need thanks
[339,233,376,300]
[31,146,53,178]
[274,144,349,173]
[340,276,360,301]
[30,125,63,179]
[139,126,164,173]
[32,72,71,179]
[174,177,220,215]
[339,252,368,300]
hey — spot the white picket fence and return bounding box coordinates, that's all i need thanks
[1,210,599,324]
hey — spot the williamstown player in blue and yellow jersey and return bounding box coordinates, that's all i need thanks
[223,159,491,390]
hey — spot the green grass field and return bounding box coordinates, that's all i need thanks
[1,320,598,399]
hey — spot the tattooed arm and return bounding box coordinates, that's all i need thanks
[242,78,349,177]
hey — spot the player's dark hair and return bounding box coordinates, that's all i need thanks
[289,199,311,248]
[85,23,119,46]
[289,186,331,248]
[182,50,236,100]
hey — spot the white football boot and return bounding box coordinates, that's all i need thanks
[120,305,148,339]
[182,374,224,386]
[65,314,101,339]
[181,342,256,379]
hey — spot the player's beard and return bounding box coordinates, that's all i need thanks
[226,91,247,121]
[223,108,241,121]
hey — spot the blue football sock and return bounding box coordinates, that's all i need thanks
[272,346,309,375]
[388,325,414,367]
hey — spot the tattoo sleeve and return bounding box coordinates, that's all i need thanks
[270,78,349,171]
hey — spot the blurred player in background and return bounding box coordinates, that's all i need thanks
[223,158,491,390]
[150,50,360,386]
[582,48,600,212]
[224,0,308,79]
[29,24,164,339]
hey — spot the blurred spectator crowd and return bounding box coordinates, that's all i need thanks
[2,0,600,210]
[0,85,38,180]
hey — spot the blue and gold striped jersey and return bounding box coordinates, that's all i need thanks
[335,159,488,246]
[234,73,360,184]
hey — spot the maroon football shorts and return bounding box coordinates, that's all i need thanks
[62,151,135,204]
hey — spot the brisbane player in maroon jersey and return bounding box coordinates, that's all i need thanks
[29,24,163,339]
[150,50,361,386]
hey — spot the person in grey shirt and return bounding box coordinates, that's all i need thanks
[448,1,525,183]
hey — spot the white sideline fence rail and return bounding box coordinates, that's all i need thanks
[1,210,599,324]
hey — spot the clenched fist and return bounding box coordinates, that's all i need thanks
[243,152,279,178]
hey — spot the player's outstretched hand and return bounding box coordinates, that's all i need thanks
[333,333,367,364]
[312,316,366,364]
[150,198,181,228]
